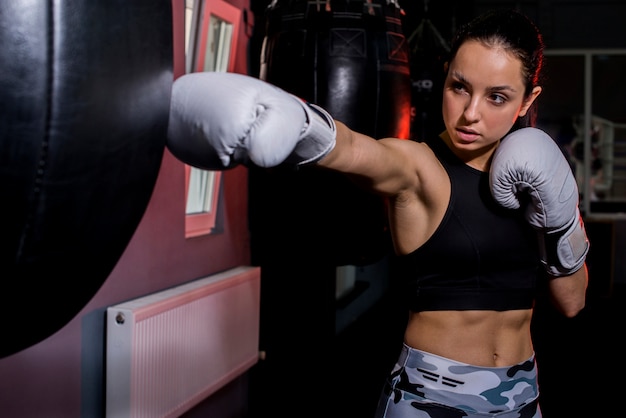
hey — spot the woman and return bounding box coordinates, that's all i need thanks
[167,8,589,418]
[317,9,588,417]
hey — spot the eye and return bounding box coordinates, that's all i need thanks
[451,81,468,93]
[489,93,507,105]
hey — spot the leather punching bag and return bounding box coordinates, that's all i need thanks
[250,0,411,266]
[408,16,449,140]
[0,0,173,358]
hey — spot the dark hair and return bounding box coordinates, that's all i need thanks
[448,9,545,129]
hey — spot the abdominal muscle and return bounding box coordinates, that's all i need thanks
[404,309,535,367]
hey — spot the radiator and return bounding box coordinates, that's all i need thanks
[106,266,261,418]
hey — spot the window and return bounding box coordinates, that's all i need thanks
[183,0,241,237]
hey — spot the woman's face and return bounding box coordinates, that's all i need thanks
[442,40,541,158]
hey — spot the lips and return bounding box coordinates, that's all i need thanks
[456,128,480,143]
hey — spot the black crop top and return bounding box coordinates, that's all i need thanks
[399,135,542,312]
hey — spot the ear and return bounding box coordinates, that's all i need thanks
[518,86,542,117]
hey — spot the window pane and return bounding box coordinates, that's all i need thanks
[204,15,232,72]
[186,168,217,215]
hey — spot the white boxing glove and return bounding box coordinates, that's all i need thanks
[490,127,589,277]
[167,71,336,170]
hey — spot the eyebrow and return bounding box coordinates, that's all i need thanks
[450,70,519,93]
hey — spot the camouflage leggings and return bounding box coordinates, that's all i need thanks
[374,344,541,418]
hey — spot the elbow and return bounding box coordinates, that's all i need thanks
[550,295,586,318]
[560,300,586,318]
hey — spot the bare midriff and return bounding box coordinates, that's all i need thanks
[404,309,534,367]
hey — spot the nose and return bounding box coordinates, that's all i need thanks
[463,96,481,123]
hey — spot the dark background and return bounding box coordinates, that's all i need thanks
[244,1,626,417]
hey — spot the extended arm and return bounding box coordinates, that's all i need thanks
[167,71,423,197]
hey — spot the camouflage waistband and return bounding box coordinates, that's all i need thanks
[375,344,541,417]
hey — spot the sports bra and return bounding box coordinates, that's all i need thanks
[399,135,542,312]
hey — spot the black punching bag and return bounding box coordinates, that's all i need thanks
[246,3,410,415]
[408,15,449,140]
[0,0,172,358]
[250,0,411,266]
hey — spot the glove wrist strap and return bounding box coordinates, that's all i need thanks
[286,96,337,165]
[538,207,589,277]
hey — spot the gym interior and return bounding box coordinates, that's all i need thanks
[1,1,625,417]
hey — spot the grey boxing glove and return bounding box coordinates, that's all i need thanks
[167,71,336,170]
[490,127,589,277]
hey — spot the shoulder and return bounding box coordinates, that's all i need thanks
[379,136,441,166]
[381,136,449,200]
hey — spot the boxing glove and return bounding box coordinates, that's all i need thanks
[167,71,336,169]
[490,127,589,277]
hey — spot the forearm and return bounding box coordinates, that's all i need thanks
[316,121,362,170]
[547,263,588,318]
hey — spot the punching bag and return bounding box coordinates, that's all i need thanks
[250,0,411,266]
[407,15,449,140]
[0,0,173,358]
[247,3,411,415]
[260,0,411,140]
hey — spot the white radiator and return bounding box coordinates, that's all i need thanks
[106,266,261,418]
